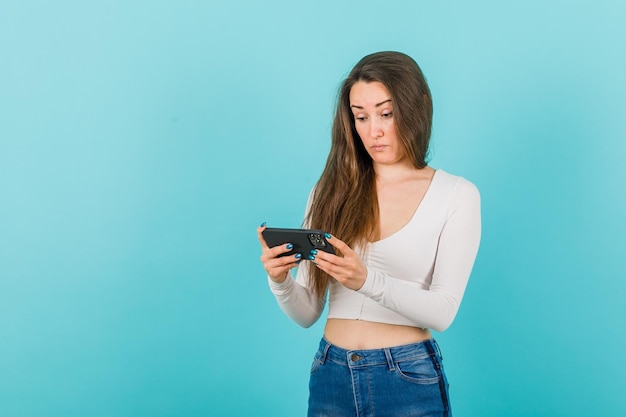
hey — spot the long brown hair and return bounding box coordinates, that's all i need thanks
[306,51,433,300]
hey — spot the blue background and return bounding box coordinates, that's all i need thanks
[1,1,625,416]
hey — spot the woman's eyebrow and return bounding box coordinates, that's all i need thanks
[350,99,392,109]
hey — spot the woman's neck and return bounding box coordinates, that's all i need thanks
[373,161,431,185]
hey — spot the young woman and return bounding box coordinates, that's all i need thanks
[257,51,481,417]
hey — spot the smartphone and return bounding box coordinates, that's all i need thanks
[262,228,335,258]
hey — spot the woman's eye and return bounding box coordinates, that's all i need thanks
[355,116,367,121]
[381,112,393,118]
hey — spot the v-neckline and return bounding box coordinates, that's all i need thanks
[371,169,439,245]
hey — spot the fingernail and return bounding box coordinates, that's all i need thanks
[260,222,266,227]
[286,243,293,249]
[308,255,315,261]
[310,249,318,255]
[324,232,332,239]
[295,253,302,259]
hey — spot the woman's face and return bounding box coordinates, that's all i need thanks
[349,81,406,167]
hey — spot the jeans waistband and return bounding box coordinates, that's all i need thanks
[316,337,442,370]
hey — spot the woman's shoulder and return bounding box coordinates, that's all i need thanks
[432,169,480,202]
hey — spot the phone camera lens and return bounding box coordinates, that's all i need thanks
[307,233,326,248]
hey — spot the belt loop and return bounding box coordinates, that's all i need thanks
[320,340,332,364]
[431,339,443,360]
[384,348,395,371]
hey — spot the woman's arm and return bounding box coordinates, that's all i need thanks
[357,180,481,331]
[267,261,326,328]
[258,189,326,328]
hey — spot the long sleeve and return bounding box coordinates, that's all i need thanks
[267,259,326,328]
[266,189,326,328]
[356,178,481,332]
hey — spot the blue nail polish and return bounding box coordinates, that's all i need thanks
[324,232,332,239]
[310,249,318,255]
[286,243,293,250]
[260,222,266,227]
[295,253,302,259]
[308,255,315,261]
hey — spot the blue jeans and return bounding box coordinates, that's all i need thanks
[308,337,451,417]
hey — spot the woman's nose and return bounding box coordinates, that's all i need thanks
[369,118,383,138]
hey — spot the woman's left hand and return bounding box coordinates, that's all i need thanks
[309,234,367,291]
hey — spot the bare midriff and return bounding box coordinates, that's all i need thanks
[324,318,432,350]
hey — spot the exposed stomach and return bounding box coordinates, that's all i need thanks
[324,318,432,350]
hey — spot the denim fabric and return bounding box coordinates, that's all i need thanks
[308,337,451,417]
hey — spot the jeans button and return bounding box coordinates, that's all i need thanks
[351,353,364,362]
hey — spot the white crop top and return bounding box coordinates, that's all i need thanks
[267,169,481,332]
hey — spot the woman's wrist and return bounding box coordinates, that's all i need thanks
[269,272,288,284]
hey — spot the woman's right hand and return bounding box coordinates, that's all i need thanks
[257,223,302,283]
